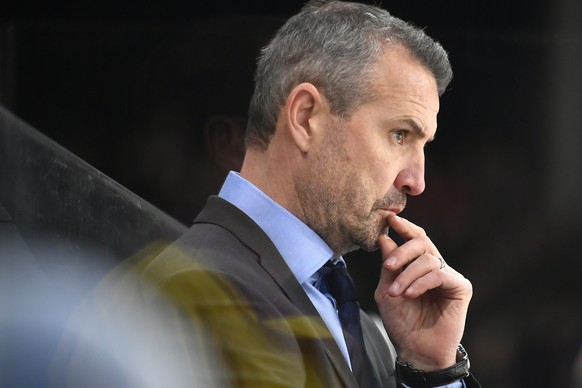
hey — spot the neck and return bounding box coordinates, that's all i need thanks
[240,145,304,220]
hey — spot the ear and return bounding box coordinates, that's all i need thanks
[204,115,247,172]
[285,82,325,153]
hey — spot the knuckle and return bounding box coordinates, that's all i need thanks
[465,278,474,295]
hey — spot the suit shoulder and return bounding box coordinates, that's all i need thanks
[144,222,257,280]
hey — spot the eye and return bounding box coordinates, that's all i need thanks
[393,130,407,145]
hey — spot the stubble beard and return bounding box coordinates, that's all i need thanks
[295,124,407,256]
[298,170,407,256]
[358,190,407,251]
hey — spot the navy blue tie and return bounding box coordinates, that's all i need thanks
[322,261,380,387]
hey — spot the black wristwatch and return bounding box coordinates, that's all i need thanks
[395,344,471,387]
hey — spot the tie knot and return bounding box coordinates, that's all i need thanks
[322,262,358,306]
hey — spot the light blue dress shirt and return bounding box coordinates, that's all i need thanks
[219,171,353,368]
[219,172,463,387]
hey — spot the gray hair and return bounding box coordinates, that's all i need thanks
[246,0,453,150]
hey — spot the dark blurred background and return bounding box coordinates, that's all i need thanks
[1,0,581,387]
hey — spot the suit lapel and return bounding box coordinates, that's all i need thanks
[195,196,358,387]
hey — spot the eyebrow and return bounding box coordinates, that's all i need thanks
[397,118,435,142]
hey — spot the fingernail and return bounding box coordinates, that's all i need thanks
[389,282,401,294]
[405,284,417,296]
[385,257,397,268]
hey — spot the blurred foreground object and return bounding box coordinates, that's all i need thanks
[0,105,186,387]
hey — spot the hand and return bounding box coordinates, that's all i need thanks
[374,214,473,371]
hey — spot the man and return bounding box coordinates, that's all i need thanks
[153,0,479,386]
[57,1,479,387]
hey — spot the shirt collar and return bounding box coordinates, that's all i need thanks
[218,172,334,284]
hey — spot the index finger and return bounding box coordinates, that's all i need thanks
[388,215,427,241]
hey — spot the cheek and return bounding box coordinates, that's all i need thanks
[342,126,398,199]
[363,152,400,194]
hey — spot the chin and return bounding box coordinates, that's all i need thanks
[360,238,381,253]
[351,219,384,252]
[355,231,381,253]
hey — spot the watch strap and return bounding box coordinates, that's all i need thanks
[395,344,471,387]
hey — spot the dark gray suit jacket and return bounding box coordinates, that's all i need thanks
[52,196,479,387]
[142,196,398,387]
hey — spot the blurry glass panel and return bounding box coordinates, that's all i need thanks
[0,105,186,387]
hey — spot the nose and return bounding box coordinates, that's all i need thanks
[395,155,426,196]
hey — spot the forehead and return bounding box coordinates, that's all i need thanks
[370,45,440,117]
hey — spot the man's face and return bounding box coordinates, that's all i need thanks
[297,46,440,256]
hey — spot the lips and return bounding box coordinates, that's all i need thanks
[381,207,404,215]
[373,190,407,215]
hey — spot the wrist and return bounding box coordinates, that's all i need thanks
[395,344,471,387]
[397,349,457,372]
